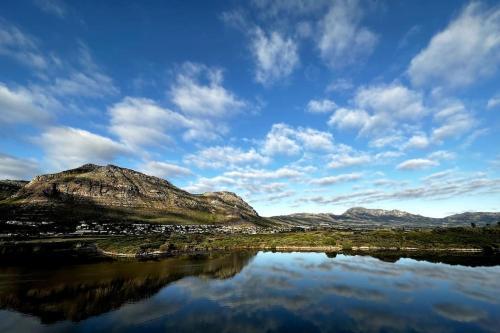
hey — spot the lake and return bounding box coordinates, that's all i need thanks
[0,251,499,333]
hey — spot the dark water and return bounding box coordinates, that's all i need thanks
[0,252,499,333]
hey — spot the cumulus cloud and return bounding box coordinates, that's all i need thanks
[262,124,301,156]
[170,62,245,116]
[328,107,371,130]
[396,158,439,171]
[38,126,129,170]
[306,98,337,113]
[139,161,192,179]
[487,96,500,109]
[329,83,427,137]
[310,172,363,186]
[0,153,39,180]
[404,133,429,150]
[185,165,305,199]
[251,28,299,85]
[185,146,270,169]
[409,2,500,89]
[318,0,378,68]
[0,83,55,126]
[327,144,372,169]
[262,123,334,156]
[109,97,188,148]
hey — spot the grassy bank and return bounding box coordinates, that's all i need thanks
[93,227,500,256]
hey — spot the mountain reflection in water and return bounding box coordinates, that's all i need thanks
[0,252,499,333]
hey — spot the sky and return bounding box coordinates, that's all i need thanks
[0,0,499,217]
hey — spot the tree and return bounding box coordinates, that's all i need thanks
[470,222,476,228]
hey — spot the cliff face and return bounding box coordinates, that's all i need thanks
[1,164,263,225]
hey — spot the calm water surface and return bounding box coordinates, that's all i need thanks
[0,252,499,333]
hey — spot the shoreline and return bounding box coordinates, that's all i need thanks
[1,226,498,260]
[96,245,488,259]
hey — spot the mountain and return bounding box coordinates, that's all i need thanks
[0,164,269,226]
[272,207,500,229]
[0,180,29,200]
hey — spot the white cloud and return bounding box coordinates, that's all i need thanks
[0,20,48,69]
[404,133,430,149]
[328,107,371,130]
[109,95,229,149]
[170,62,245,117]
[355,83,426,121]
[329,83,427,137]
[306,98,336,113]
[0,83,54,126]
[431,102,476,143]
[224,167,304,180]
[109,97,187,148]
[0,153,39,180]
[326,78,354,92]
[34,0,67,18]
[139,161,192,179]
[184,176,236,193]
[185,146,270,169]
[329,153,371,169]
[318,0,378,67]
[262,123,334,156]
[38,126,129,170]
[396,158,439,171]
[310,172,363,186]
[487,96,500,109]
[409,2,500,89]
[295,128,334,151]
[305,172,500,206]
[49,72,118,98]
[262,124,302,156]
[428,150,456,161]
[251,27,299,85]
[369,133,404,149]
[421,169,457,183]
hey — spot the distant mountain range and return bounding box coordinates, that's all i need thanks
[1,164,498,229]
[0,164,268,227]
[272,207,500,229]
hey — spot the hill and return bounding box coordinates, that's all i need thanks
[272,207,500,229]
[0,164,269,227]
[0,180,29,200]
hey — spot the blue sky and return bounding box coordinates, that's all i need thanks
[1,0,499,217]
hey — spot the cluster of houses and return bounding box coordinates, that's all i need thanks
[0,220,312,238]
[73,221,303,236]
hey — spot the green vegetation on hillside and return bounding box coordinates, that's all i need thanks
[93,226,500,255]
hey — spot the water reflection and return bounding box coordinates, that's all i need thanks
[0,252,498,333]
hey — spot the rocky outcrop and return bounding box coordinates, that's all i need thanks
[1,164,266,225]
[0,180,28,200]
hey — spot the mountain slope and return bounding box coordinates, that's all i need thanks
[272,207,500,229]
[0,180,29,200]
[0,164,268,226]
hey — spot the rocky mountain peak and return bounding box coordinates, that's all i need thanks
[344,207,412,217]
[3,164,266,226]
